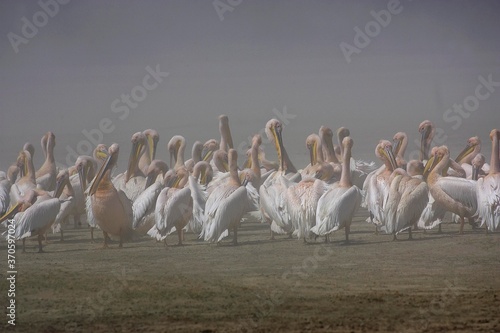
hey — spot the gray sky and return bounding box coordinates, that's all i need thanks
[1,0,499,171]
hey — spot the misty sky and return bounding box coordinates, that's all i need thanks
[1,0,499,171]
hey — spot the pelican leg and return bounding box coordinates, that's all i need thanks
[119,234,123,248]
[37,234,45,253]
[164,238,168,247]
[374,225,379,235]
[176,228,183,246]
[60,230,64,242]
[232,226,238,245]
[22,238,26,253]
[102,231,109,249]
[270,229,275,240]
[74,214,81,228]
[459,217,465,234]
[408,228,413,240]
[392,233,397,241]
[437,224,442,234]
[345,224,350,243]
[90,227,95,243]
[324,235,328,243]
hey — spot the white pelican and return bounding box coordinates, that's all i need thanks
[113,132,147,201]
[138,129,159,176]
[67,155,96,228]
[35,132,57,191]
[2,190,62,252]
[151,169,193,245]
[312,136,362,242]
[362,140,398,231]
[259,119,298,239]
[470,154,487,180]
[302,133,334,182]
[476,129,500,232]
[168,135,188,172]
[0,172,12,216]
[383,169,429,240]
[10,150,37,206]
[425,146,477,234]
[418,120,435,162]
[200,139,219,165]
[203,149,247,245]
[132,160,169,235]
[88,143,134,248]
[186,161,212,234]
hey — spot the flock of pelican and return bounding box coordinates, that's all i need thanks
[1,116,499,252]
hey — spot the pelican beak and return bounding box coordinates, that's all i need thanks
[222,159,229,172]
[272,126,284,170]
[78,165,87,196]
[54,176,65,198]
[422,155,434,178]
[420,127,431,161]
[0,202,23,223]
[200,169,207,185]
[393,139,401,156]
[89,152,112,196]
[202,148,213,162]
[126,141,144,183]
[148,135,157,161]
[384,145,398,171]
[455,144,474,163]
[145,172,156,189]
[172,174,182,188]
[96,149,108,162]
[471,164,479,181]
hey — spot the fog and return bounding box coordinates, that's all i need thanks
[1,0,499,172]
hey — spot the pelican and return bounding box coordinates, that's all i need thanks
[203,149,247,244]
[113,132,147,201]
[425,146,477,234]
[186,161,212,234]
[168,135,188,172]
[132,160,169,235]
[362,140,398,231]
[201,139,219,165]
[392,132,408,170]
[51,169,76,241]
[2,190,62,253]
[383,169,429,240]
[138,129,159,176]
[88,143,134,248]
[476,129,500,232]
[152,169,193,245]
[0,171,12,216]
[259,119,298,239]
[35,132,57,191]
[10,150,37,206]
[312,136,362,242]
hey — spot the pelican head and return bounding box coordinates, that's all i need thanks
[143,129,159,162]
[145,159,169,189]
[471,153,486,180]
[54,169,70,198]
[490,129,500,142]
[376,140,397,171]
[167,135,185,169]
[392,132,407,156]
[265,119,284,169]
[163,169,177,188]
[455,136,481,163]
[418,120,434,161]
[89,144,119,196]
[213,150,229,172]
[17,150,31,178]
[337,127,350,141]
[201,139,219,162]
[306,134,321,166]
[93,144,108,167]
[193,161,213,185]
[126,132,146,183]
[314,163,334,181]
[23,142,35,159]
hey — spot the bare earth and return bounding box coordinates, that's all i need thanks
[1,209,499,333]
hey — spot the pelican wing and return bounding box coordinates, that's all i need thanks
[477,175,500,231]
[435,177,477,213]
[417,192,446,229]
[132,182,162,229]
[187,176,207,233]
[155,187,192,237]
[259,179,292,232]
[245,182,260,212]
[204,186,247,242]
[0,179,11,215]
[117,189,134,229]
[395,181,429,234]
[52,196,75,233]
[313,185,361,236]
[15,198,60,239]
[85,195,98,228]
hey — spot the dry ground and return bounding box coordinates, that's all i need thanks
[1,209,499,333]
